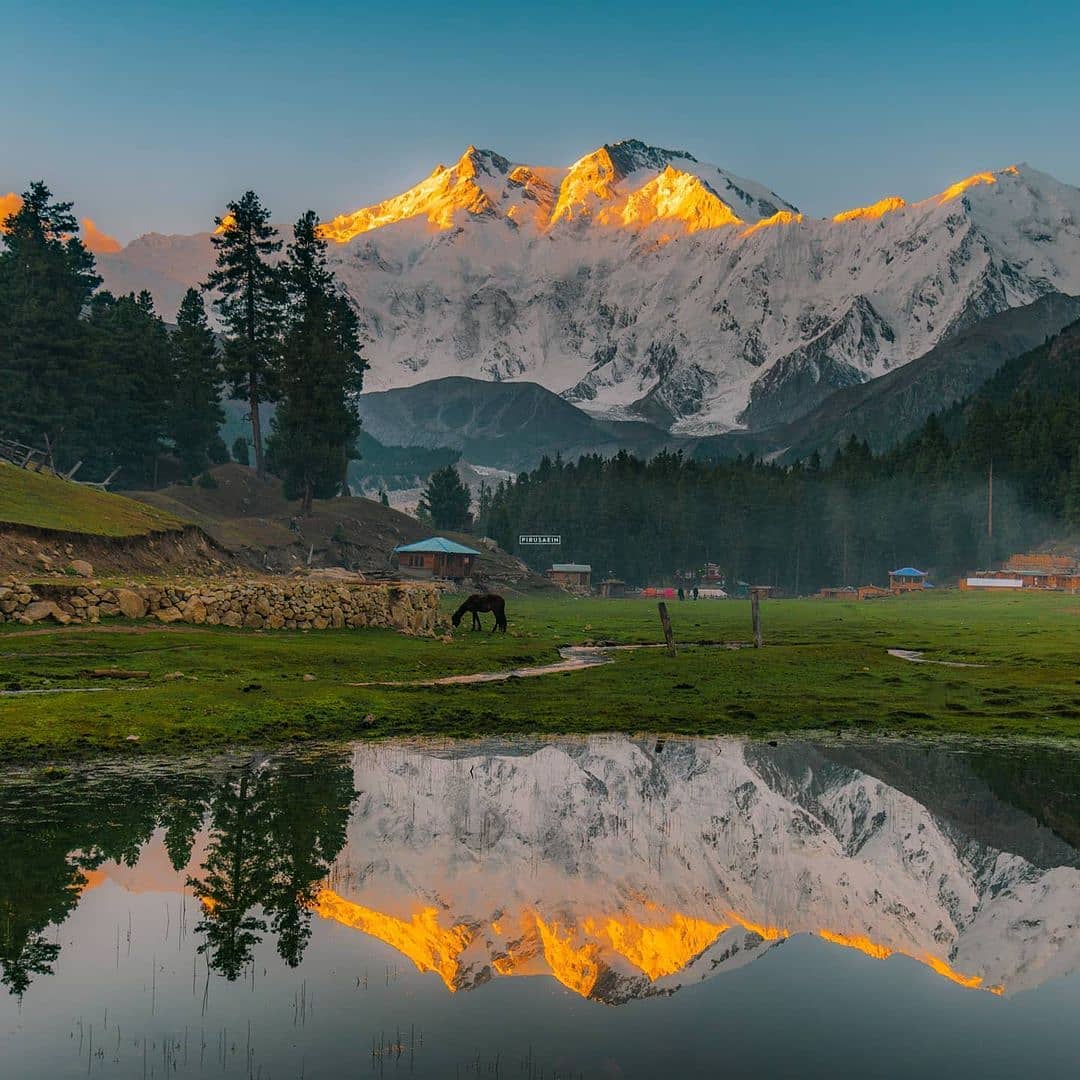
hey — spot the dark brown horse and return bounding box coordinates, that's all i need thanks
[452,594,507,632]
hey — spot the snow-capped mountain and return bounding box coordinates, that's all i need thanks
[98,141,1080,433]
[84,736,1079,1003]
[312,737,1079,1002]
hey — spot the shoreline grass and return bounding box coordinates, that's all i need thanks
[1,591,1078,761]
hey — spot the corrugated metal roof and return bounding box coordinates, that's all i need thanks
[890,567,927,577]
[393,536,481,556]
[551,563,591,573]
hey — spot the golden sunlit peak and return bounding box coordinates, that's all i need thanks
[0,193,121,252]
[316,149,507,244]
[739,210,803,239]
[549,147,622,226]
[932,171,999,204]
[81,217,122,254]
[832,196,907,223]
[0,191,21,229]
[597,166,744,235]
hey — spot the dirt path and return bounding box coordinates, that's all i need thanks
[887,648,984,668]
[351,642,747,688]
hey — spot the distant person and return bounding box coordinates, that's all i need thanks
[692,586,699,601]
[677,587,685,601]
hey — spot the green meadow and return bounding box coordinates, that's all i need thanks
[1,590,1078,759]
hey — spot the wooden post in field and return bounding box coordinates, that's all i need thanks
[657,602,676,656]
[750,586,769,648]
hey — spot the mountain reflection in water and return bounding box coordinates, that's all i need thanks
[1,737,1079,1077]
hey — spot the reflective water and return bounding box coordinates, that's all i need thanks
[2,736,1079,1078]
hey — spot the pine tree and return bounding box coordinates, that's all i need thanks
[266,211,366,515]
[204,191,282,476]
[1064,447,1080,533]
[0,181,100,466]
[85,290,172,485]
[169,288,224,478]
[419,465,472,531]
[232,437,250,466]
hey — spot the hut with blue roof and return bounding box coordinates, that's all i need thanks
[393,536,481,581]
[889,566,929,593]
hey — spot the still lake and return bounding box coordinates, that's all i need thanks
[2,735,1078,1078]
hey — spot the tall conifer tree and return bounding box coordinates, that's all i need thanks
[85,290,172,485]
[204,191,281,476]
[0,182,100,466]
[419,465,472,531]
[169,288,224,478]
[267,211,365,515]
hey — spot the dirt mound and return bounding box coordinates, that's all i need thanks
[0,524,232,578]
[133,465,552,591]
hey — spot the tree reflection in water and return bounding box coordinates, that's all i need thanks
[0,752,355,994]
[188,757,356,978]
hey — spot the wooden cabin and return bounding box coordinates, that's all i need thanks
[547,563,592,591]
[960,553,1080,592]
[889,567,928,593]
[597,577,627,598]
[392,537,480,581]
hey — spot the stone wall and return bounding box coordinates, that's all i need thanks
[0,577,444,635]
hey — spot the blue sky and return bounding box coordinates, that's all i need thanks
[4,0,1079,242]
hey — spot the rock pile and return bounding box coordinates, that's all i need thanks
[0,577,444,635]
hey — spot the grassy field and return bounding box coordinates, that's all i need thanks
[0,461,185,536]
[1,591,1078,759]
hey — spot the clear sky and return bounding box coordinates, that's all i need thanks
[4,0,1079,243]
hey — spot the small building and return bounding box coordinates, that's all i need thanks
[547,563,592,591]
[961,576,1024,591]
[959,553,1080,592]
[889,567,928,593]
[597,577,627,598]
[393,536,480,581]
[817,584,892,600]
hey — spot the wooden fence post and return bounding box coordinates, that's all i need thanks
[750,587,765,648]
[657,602,676,656]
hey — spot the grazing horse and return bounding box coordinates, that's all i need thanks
[452,594,507,633]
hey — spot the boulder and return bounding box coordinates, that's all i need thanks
[23,600,70,625]
[183,597,208,624]
[156,608,184,623]
[115,589,148,619]
[69,560,94,578]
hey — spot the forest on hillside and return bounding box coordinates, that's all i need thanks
[0,183,364,513]
[477,325,1080,592]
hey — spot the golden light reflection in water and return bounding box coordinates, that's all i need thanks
[589,912,729,979]
[313,890,472,991]
[302,894,1003,998]
[820,929,1004,994]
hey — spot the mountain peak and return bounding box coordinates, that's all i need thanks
[452,145,511,179]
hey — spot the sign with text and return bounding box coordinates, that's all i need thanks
[519,534,561,546]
